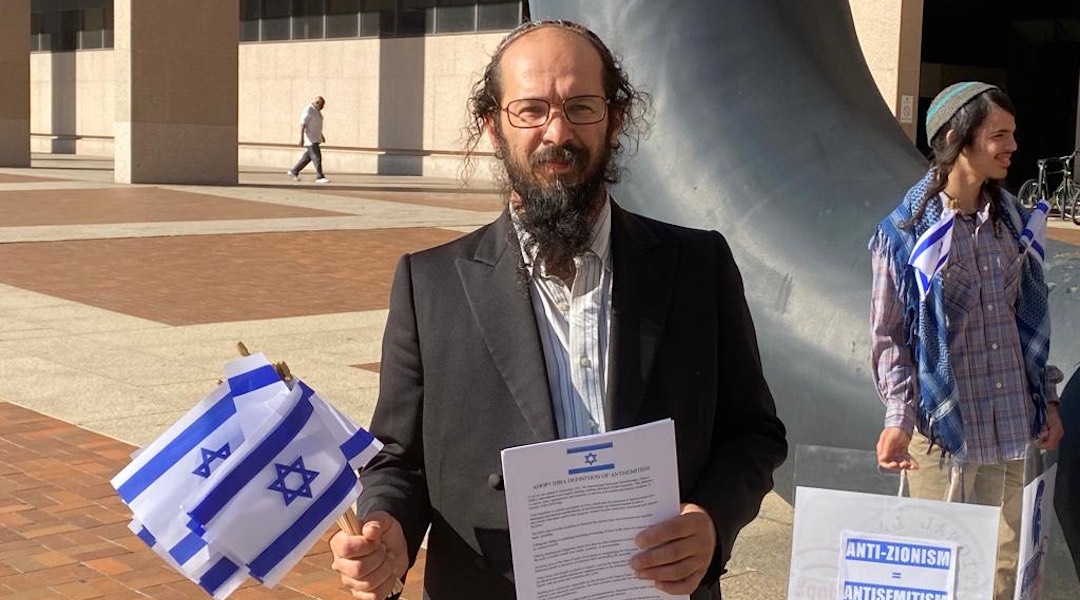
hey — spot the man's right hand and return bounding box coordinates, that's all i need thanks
[330,511,409,600]
[876,426,919,471]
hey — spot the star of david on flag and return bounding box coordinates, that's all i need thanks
[194,444,232,478]
[268,456,319,506]
[110,353,383,599]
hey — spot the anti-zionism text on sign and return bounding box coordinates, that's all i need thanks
[837,531,958,600]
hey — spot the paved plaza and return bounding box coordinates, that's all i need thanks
[2,155,1078,599]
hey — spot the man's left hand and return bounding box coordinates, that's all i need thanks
[629,503,716,595]
[1036,404,1064,450]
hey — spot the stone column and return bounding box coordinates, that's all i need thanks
[849,0,924,142]
[114,0,238,184]
[0,0,31,167]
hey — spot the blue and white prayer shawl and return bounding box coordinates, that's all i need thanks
[870,170,1051,456]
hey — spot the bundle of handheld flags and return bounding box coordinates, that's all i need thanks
[110,348,383,599]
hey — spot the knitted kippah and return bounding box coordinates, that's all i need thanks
[925,81,999,143]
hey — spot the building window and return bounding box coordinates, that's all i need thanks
[325,0,360,39]
[238,0,521,42]
[436,0,476,34]
[292,0,325,40]
[31,0,114,52]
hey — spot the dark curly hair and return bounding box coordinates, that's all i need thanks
[462,20,650,183]
[906,88,1016,235]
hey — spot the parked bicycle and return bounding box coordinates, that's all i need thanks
[1018,148,1080,225]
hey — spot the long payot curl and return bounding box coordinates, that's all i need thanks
[906,88,1016,235]
[461,20,651,184]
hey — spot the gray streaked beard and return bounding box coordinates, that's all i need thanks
[499,141,610,275]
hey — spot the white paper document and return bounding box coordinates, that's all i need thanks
[500,419,685,600]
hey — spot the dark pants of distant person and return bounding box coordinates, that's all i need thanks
[291,143,324,178]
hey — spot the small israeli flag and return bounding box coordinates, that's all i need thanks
[1019,199,1050,263]
[566,441,616,475]
[112,354,290,536]
[909,208,957,300]
[182,380,382,592]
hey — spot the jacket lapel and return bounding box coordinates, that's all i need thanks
[457,211,557,442]
[606,204,678,431]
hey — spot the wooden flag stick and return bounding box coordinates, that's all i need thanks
[236,342,403,598]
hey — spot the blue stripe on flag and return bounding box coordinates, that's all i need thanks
[116,394,237,503]
[569,464,616,474]
[227,364,280,395]
[169,530,207,564]
[566,442,613,454]
[911,218,953,259]
[187,390,315,529]
[199,556,241,595]
[247,466,358,581]
[136,526,157,548]
[339,429,376,460]
[1031,239,1045,261]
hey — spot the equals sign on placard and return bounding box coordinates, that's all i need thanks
[891,572,902,580]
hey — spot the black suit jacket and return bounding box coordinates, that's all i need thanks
[357,203,787,599]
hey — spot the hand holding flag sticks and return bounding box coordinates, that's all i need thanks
[110,343,394,599]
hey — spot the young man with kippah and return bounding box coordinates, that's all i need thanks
[869,81,1065,600]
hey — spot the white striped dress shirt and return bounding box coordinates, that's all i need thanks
[513,198,613,439]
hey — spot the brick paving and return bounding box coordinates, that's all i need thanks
[315,189,505,213]
[0,228,463,325]
[0,188,348,228]
[0,402,426,600]
[0,173,62,184]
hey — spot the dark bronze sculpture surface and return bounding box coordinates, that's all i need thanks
[530,0,1080,592]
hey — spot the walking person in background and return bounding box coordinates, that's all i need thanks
[287,96,330,183]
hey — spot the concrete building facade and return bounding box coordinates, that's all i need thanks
[14,1,1080,183]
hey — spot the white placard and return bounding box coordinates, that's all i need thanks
[1014,464,1057,600]
[788,487,1000,600]
[500,419,684,600]
[838,531,957,600]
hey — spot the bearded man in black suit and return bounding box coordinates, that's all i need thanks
[329,19,787,600]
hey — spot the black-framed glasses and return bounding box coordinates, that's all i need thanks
[502,95,610,128]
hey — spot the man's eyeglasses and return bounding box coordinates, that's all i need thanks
[502,95,610,128]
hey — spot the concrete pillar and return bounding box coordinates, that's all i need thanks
[114,0,238,184]
[849,0,924,142]
[0,0,31,167]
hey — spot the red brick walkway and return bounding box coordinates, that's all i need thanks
[0,402,425,599]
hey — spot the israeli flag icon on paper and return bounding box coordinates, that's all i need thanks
[567,441,616,475]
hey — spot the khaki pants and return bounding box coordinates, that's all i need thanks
[904,433,1024,600]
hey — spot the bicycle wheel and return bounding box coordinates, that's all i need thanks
[1017,179,1039,210]
[1069,187,1080,226]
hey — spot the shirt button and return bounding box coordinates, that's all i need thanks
[995,382,1003,389]
[982,265,989,272]
[579,356,592,368]
[992,343,999,350]
[987,304,994,311]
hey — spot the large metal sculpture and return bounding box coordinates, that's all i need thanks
[530,0,1080,592]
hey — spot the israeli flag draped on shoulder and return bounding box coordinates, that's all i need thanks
[1019,198,1050,263]
[907,194,956,301]
[182,380,382,595]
